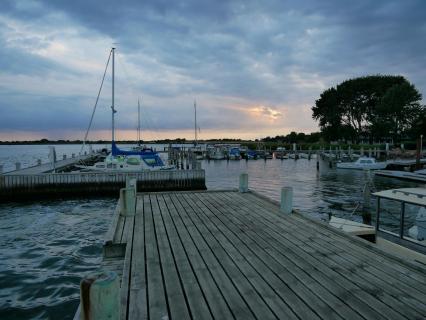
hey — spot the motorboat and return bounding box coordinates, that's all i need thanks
[274,147,288,159]
[246,150,258,160]
[208,146,226,160]
[228,147,241,160]
[337,157,387,170]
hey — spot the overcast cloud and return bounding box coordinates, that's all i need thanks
[0,0,425,140]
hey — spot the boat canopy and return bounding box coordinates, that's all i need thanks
[111,141,164,167]
[112,141,155,156]
[372,188,426,207]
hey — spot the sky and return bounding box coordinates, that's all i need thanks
[0,0,425,141]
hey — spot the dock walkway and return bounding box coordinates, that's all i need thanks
[100,190,426,320]
[5,153,94,175]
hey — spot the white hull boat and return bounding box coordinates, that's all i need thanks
[337,157,386,170]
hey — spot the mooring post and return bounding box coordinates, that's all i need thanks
[239,173,248,193]
[316,151,320,171]
[280,187,293,214]
[120,187,136,216]
[63,154,67,160]
[126,176,137,193]
[80,271,120,320]
[368,148,372,158]
[15,162,21,171]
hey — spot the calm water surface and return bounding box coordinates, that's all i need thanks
[0,145,424,319]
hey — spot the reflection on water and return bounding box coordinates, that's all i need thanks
[0,154,424,319]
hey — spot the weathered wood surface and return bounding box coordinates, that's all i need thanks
[4,153,94,175]
[107,190,426,320]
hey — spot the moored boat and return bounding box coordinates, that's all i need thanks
[337,157,386,170]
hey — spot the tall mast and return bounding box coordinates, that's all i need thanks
[111,47,116,142]
[194,99,197,146]
[138,98,141,145]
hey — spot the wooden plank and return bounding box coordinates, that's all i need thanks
[145,193,169,319]
[179,193,284,319]
[248,191,426,285]
[219,192,425,320]
[162,194,233,319]
[157,194,213,319]
[128,195,148,319]
[119,214,135,320]
[244,192,426,295]
[149,194,191,319]
[169,193,256,320]
[104,200,122,245]
[184,192,315,320]
[203,192,381,320]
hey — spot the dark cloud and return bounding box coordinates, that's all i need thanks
[0,0,425,138]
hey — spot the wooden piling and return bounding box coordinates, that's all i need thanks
[239,173,248,193]
[280,187,293,214]
[80,271,120,320]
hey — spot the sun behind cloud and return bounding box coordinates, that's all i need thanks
[250,105,282,121]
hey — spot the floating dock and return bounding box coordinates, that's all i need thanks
[77,190,426,320]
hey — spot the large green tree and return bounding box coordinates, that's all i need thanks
[312,75,424,143]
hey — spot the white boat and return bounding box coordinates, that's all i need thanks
[373,188,426,245]
[337,157,387,170]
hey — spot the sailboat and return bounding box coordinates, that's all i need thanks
[77,48,174,172]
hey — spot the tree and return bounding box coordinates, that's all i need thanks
[312,75,423,143]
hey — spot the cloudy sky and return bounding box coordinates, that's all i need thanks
[0,0,425,141]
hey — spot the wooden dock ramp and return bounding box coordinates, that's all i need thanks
[99,190,426,320]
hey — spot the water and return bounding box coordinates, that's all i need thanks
[0,145,424,319]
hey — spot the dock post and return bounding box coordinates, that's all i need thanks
[239,173,248,193]
[63,154,67,160]
[120,188,136,216]
[316,151,319,171]
[280,187,293,214]
[126,176,137,193]
[368,148,372,158]
[15,162,21,171]
[80,271,120,320]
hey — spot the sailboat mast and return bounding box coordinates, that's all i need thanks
[138,98,141,145]
[194,100,197,146]
[111,47,116,142]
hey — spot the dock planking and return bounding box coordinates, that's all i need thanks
[100,190,426,320]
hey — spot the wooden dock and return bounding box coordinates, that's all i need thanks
[88,190,426,320]
[0,170,206,201]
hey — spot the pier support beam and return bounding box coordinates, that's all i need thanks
[120,187,136,216]
[239,173,248,193]
[80,271,120,320]
[280,187,293,214]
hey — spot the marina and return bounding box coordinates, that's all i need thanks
[75,188,426,320]
[1,2,426,319]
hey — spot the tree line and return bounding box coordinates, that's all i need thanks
[311,75,425,143]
